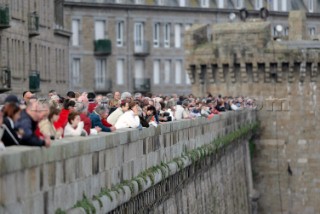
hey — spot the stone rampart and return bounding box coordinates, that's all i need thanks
[0,110,257,214]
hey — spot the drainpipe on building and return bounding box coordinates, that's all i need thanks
[126,9,131,92]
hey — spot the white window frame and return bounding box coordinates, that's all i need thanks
[164,23,170,48]
[309,27,316,36]
[308,0,314,12]
[153,23,160,47]
[175,60,182,84]
[116,21,124,47]
[95,20,105,40]
[281,0,287,11]
[95,58,106,89]
[273,0,278,11]
[255,0,263,10]
[153,60,160,85]
[72,58,81,86]
[157,0,164,5]
[174,24,181,48]
[134,22,144,48]
[201,0,209,8]
[164,60,171,84]
[72,19,80,46]
[116,59,124,85]
[179,0,186,7]
[236,0,243,9]
[217,0,224,8]
[135,60,144,79]
[186,72,191,85]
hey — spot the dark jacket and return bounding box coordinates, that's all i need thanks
[89,112,111,132]
[2,117,20,147]
[15,110,45,146]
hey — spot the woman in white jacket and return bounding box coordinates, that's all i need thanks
[115,101,140,129]
[64,112,87,137]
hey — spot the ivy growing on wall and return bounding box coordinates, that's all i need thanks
[57,121,259,214]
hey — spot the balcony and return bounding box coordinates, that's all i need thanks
[94,39,112,56]
[133,78,150,93]
[0,68,11,92]
[0,5,10,29]
[134,41,150,56]
[29,71,40,92]
[94,78,112,93]
[28,12,40,37]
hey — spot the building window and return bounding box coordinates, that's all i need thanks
[117,21,124,47]
[179,0,186,7]
[115,0,123,3]
[95,20,105,40]
[135,0,143,4]
[72,58,80,86]
[164,23,170,48]
[153,23,160,47]
[281,0,287,11]
[236,0,243,9]
[273,0,278,11]
[153,60,160,84]
[217,0,224,8]
[164,60,171,84]
[309,27,316,36]
[186,72,191,85]
[134,22,144,48]
[255,0,263,10]
[72,19,80,46]
[201,0,209,7]
[308,0,314,12]
[284,27,289,36]
[116,59,124,85]
[157,0,164,5]
[174,24,181,48]
[135,60,144,78]
[95,59,106,88]
[175,60,182,84]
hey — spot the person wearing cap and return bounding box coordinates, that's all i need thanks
[1,102,21,146]
[87,92,97,113]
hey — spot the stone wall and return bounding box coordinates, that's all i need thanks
[0,110,256,214]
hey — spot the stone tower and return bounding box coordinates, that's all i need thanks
[185,11,320,214]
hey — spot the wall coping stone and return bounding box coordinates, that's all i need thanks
[0,110,254,176]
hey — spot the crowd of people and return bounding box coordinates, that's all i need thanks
[0,90,257,151]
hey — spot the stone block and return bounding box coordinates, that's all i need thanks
[65,157,78,183]
[55,161,65,186]
[0,173,16,204]
[81,154,93,178]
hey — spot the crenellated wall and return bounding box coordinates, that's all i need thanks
[0,110,257,214]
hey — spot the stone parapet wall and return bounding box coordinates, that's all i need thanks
[0,110,257,214]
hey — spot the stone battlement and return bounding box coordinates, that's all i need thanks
[0,110,257,214]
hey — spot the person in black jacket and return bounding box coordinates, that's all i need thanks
[1,102,21,146]
[15,100,51,147]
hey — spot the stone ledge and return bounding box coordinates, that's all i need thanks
[0,110,255,175]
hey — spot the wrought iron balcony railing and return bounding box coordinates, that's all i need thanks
[29,12,40,37]
[29,70,40,92]
[0,5,10,29]
[133,78,150,92]
[94,78,112,93]
[0,68,11,92]
[134,40,150,56]
[94,39,112,56]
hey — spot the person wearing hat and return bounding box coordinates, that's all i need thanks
[1,102,21,146]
